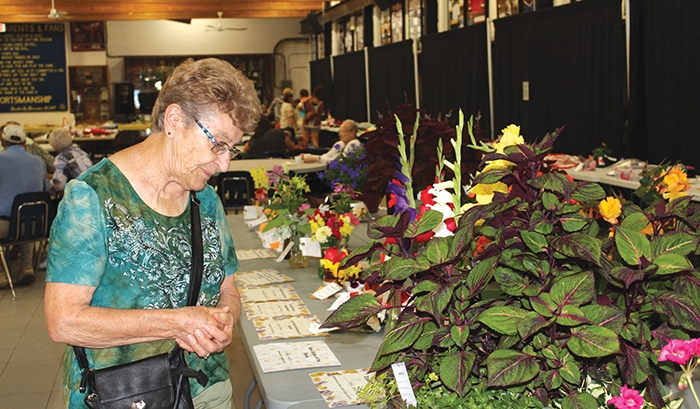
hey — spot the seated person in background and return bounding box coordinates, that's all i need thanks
[243,116,305,156]
[47,127,93,193]
[0,124,49,287]
[302,119,361,164]
[0,121,54,172]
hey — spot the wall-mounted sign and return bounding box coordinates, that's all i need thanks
[0,23,68,113]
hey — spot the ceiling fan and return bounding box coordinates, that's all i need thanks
[206,11,247,32]
[47,0,67,19]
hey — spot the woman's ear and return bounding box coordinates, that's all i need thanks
[163,104,183,138]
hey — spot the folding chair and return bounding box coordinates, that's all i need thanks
[216,171,254,214]
[0,191,53,300]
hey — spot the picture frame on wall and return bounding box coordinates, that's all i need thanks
[70,22,105,52]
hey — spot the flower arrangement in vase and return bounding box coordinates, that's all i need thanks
[250,165,271,206]
[322,111,700,408]
[261,164,313,267]
[320,145,369,192]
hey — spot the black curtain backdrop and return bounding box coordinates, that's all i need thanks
[367,40,416,122]
[332,50,367,122]
[420,24,490,133]
[492,0,624,157]
[309,58,334,118]
[627,0,700,169]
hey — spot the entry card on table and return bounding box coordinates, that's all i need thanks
[310,368,372,408]
[253,340,341,373]
[234,269,293,287]
[239,284,300,303]
[235,248,278,260]
[252,315,329,340]
[243,300,311,319]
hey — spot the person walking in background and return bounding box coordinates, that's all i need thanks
[0,124,49,287]
[302,85,325,149]
[47,127,93,194]
[278,89,297,131]
[44,57,261,409]
[267,87,293,126]
[296,88,310,131]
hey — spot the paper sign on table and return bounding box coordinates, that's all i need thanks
[243,205,260,220]
[234,269,293,287]
[243,299,311,319]
[310,282,343,300]
[252,315,329,340]
[302,237,322,258]
[235,248,277,260]
[239,284,300,303]
[310,368,372,408]
[253,340,341,373]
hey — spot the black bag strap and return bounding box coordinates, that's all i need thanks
[74,191,204,392]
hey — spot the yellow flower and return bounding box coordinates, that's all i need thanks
[250,165,269,190]
[314,226,333,243]
[469,182,509,204]
[338,264,362,281]
[339,215,354,237]
[493,125,525,154]
[482,159,515,172]
[598,196,622,224]
[639,222,654,236]
[661,166,690,201]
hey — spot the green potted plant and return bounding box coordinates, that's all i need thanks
[323,112,700,408]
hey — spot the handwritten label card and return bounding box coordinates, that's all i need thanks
[235,248,277,260]
[252,315,329,340]
[253,340,340,373]
[310,368,372,407]
[239,284,300,303]
[234,269,293,287]
[243,300,311,319]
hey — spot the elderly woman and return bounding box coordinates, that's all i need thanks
[47,127,93,193]
[301,119,361,164]
[44,58,261,409]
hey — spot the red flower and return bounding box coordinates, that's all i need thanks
[473,235,493,256]
[415,230,435,243]
[323,247,347,263]
[444,217,456,232]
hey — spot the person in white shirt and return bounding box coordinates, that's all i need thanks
[301,119,361,164]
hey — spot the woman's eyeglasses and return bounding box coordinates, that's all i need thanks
[192,117,241,159]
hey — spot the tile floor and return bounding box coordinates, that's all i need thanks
[0,213,259,409]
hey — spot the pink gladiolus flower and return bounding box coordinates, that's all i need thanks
[607,386,644,409]
[658,339,700,365]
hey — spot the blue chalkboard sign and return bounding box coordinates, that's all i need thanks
[0,23,68,113]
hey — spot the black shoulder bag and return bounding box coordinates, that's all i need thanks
[74,191,209,409]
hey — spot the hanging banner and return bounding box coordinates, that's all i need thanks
[0,23,68,113]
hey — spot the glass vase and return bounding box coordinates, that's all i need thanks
[288,240,309,269]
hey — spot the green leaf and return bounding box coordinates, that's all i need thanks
[614,225,651,265]
[369,351,401,373]
[619,211,650,231]
[530,294,556,318]
[567,326,620,358]
[608,265,646,289]
[542,191,558,210]
[413,321,438,350]
[561,393,599,409]
[378,318,427,356]
[651,231,698,258]
[550,234,602,265]
[530,172,568,194]
[530,210,554,234]
[381,257,428,281]
[367,214,400,240]
[559,361,581,385]
[494,266,529,296]
[440,350,476,394]
[424,237,452,265]
[520,230,548,253]
[321,294,382,329]
[477,306,529,336]
[560,213,590,233]
[556,305,590,327]
[405,209,443,239]
[653,253,694,276]
[467,256,498,296]
[518,311,552,340]
[486,349,538,387]
[543,370,563,390]
[413,282,454,320]
[651,292,700,331]
[580,304,625,333]
[450,324,470,347]
[571,182,606,203]
[550,270,595,307]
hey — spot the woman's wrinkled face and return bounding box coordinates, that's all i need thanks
[176,110,243,191]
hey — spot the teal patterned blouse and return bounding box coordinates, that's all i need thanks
[46,159,239,408]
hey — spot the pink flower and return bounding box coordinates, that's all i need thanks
[658,339,700,365]
[607,386,644,409]
[298,203,310,212]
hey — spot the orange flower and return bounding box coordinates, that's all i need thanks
[598,196,622,224]
[661,166,691,201]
